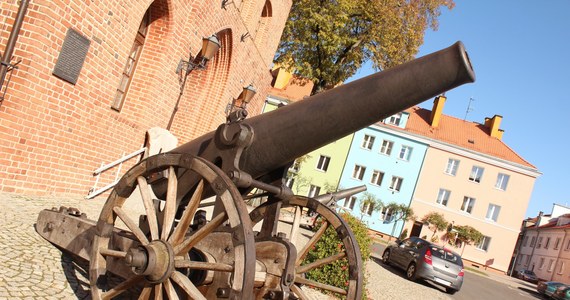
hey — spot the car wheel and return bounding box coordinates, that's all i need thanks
[406,263,417,281]
[382,250,390,265]
[446,288,457,295]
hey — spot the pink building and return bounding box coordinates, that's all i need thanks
[401,96,540,273]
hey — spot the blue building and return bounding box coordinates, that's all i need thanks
[338,111,428,238]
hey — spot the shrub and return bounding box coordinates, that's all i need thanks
[304,212,371,299]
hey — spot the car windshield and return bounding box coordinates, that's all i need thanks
[430,246,461,265]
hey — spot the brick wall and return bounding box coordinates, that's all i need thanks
[0,0,292,196]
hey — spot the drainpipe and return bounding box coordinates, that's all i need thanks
[0,0,30,95]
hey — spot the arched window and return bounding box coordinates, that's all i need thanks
[111,10,150,111]
[254,0,272,47]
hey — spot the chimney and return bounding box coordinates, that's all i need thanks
[429,95,446,127]
[271,66,292,89]
[484,115,504,140]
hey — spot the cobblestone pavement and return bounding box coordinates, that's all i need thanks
[0,193,103,299]
[0,192,452,299]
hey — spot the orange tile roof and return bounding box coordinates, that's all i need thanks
[384,106,536,169]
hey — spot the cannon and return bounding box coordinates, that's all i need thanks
[36,41,475,299]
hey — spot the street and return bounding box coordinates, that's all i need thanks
[371,242,543,300]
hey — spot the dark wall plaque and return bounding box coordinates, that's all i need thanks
[52,28,91,85]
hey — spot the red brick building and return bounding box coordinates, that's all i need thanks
[0,0,291,196]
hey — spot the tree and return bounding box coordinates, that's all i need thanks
[422,212,448,239]
[275,0,455,94]
[384,202,415,242]
[448,224,483,256]
[358,192,383,221]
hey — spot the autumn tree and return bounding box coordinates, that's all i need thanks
[422,212,448,240]
[275,0,455,94]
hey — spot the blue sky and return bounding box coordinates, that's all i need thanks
[350,1,570,218]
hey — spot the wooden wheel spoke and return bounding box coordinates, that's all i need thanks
[170,271,207,300]
[297,252,346,274]
[290,206,302,245]
[154,283,163,300]
[161,166,178,240]
[101,275,144,299]
[163,278,180,300]
[174,212,227,255]
[294,275,347,295]
[174,258,234,272]
[290,284,310,300]
[169,179,204,246]
[138,176,160,241]
[138,286,152,300]
[297,221,328,265]
[99,248,127,259]
[113,207,149,245]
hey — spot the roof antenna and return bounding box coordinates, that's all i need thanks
[464,97,475,121]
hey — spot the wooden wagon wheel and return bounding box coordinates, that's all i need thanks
[248,196,363,299]
[90,153,255,299]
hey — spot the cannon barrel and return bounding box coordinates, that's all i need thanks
[313,185,367,206]
[173,41,474,182]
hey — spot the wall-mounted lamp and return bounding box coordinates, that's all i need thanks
[167,34,221,130]
[176,35,221,76]
[226,84,257,123]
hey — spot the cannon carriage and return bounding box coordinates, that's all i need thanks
[36,42,475,299]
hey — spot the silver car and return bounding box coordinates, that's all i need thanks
[381,237,464,294]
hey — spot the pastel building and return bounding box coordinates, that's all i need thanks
[402,96,540,273]
[338,113,428,237]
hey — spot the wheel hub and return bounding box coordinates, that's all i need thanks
[125,240,175,283]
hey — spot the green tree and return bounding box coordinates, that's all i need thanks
[422,212,448,239]
[448,224,483,256]
[358,192,383,221]
[384,202,415,242]
[275,0,455,94]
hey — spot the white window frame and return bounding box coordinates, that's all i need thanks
[539,257,545,269]
[316,155,331,172]
[525,255,531,266]
[476,236,491,251]
[537,237,543,248]
[361,202,374,216]
[495,173,510,191]
[545,237,551,249]
[548,259,555,272]
[461,196,476,214]
[380,207,393,223]
[387,113,402,126]
[485,204,501,222]
[469,166,484,183]
[555,238,561,250]
[436,188,450,206]
[343,196,356,210]
[530,236,536,247]
[566,239,570,251]
[361,134,375,150]
[522,236,528,247]
[370,170,384,186]
[559,262,565,275]
[308,185,321,198]
[389,176,403,192]
[398,145,413,161]
[445,158,460,176]
[379,140,394,156]
[352,165,366,180]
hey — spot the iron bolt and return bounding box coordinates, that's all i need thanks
[216,288,230,298]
